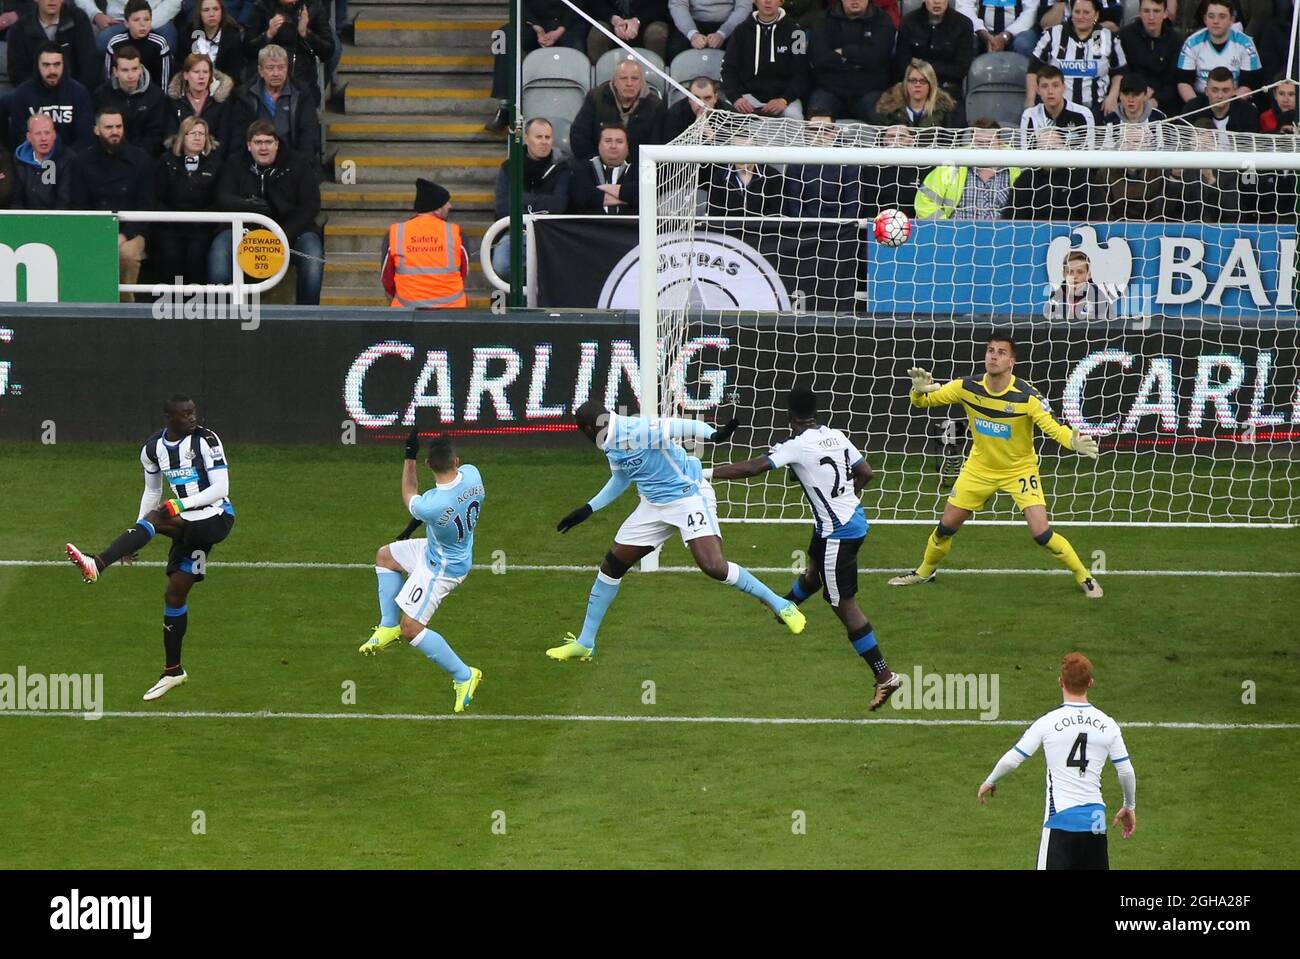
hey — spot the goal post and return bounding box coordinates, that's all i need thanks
[638,116,1300,529]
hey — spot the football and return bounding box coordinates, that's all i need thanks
[873,208,912,247]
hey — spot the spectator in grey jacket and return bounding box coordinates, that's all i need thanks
[225,43,319,156]
[668,0,753,59]
[491,117,571,283]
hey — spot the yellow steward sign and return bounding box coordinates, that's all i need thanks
[236,230,286,279]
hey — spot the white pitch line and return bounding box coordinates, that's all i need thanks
[0,710,1296,730]
[2,560,1298,578]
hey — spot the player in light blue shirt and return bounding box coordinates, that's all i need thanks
[358,431,485,713]
[547,400,807,661]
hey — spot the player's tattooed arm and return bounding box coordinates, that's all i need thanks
[396,518,423,540]
[708,456,773,482]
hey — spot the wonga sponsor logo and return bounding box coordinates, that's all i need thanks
[974,417,1011,439]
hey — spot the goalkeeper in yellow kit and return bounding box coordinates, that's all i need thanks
[889,333,1104,599]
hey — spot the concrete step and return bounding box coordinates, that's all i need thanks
[326,256,486,285]
[333,143,503,184]
[322,184,493,211]
[344,76,495,114]
[324,112,500,142]
[321,184,496,212]
[338,48,493,76]
[354,12,501,48]
[343,76,499,116]
[325,214,493,253]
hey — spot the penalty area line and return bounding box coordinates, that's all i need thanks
[2,560,1299,577]
[0,710,1295,730]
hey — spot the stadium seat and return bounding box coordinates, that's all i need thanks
[1122,0,1141,23]
[521,48,592,128]
[595,47,668,98]
[522,86,587,129]
[965,52,1031,127]
[523,47,592,91]
[968,52,1032,90]
[550,115,574,159]
[966,89,1031,128]
[668,49,724,105]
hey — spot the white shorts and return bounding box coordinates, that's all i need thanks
[387,538,466,624]
[614,484,722,549]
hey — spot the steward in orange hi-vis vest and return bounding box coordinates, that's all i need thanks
[381,179,469,309]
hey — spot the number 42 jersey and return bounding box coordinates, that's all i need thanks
[767,426,868,540]
[408,464,485,578]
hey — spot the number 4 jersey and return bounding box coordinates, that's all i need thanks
[767,426,867,540]
[1014,702,1131,832]
[407,464,484,578]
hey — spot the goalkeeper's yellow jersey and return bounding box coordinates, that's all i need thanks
[912,374,1076,476]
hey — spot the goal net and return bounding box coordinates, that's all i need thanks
[643,115,1300,527]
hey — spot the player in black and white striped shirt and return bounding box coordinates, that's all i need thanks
[66,394,235,701]
[1027,0,1126,117]
[706,387,902,710]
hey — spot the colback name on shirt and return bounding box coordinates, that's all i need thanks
[1054,712,1108,733]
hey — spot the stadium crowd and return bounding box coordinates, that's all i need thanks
[0,0,345,301]
[0,0,1295,302]
[488,0,1296,284]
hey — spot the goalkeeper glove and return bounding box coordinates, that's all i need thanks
[1071,427,1100,460]
[557,504,593,533]
[908,367,940,394]
[404,428,421,461]
[163,498,184,517]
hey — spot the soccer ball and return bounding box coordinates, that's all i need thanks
[873,208,911,247]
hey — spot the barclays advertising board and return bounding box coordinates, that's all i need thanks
[866,221,1298,321]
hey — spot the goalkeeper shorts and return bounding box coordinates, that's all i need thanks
[949,465,1047,512]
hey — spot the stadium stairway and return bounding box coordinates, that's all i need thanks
[322,0,507,308]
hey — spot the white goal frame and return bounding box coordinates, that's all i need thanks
[637,140,1300,532]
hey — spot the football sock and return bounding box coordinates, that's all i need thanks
[375,567,404,628]
[410,628,471,682]
[786,573,816,605]
[916,529,954,578]
[163,603,187,672]
[99,520,156,570]
[577,572,621,649]
[849,623,888,677]
[1038,529,1090,584]
[725,562,787,614]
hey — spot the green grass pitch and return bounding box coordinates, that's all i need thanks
[0,442,1297,869]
